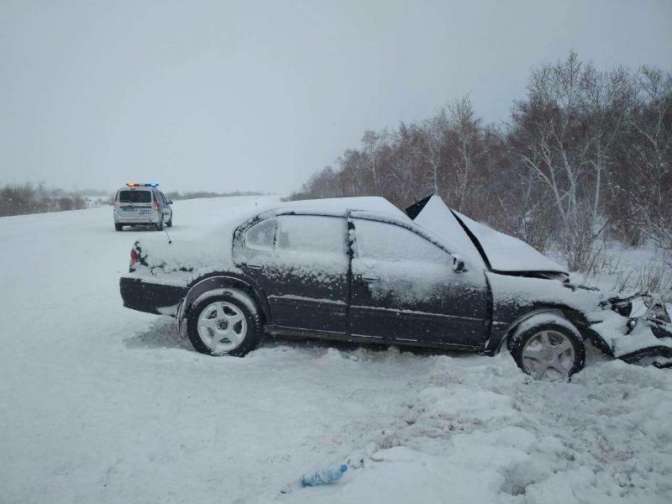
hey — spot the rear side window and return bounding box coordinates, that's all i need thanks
[276,215,345,256]
[245,218,277,250]
[241,215,346,258]
[119,190,151,203]
[354,219,447,264]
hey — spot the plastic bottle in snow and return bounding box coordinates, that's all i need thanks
[300,464,348,487]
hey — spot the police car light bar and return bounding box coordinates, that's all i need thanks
[126,182,159,188]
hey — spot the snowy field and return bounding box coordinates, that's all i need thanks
[1,196,671,504]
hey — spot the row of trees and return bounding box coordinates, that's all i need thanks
[164,190,264,201]
[0,183,87,217]
[292,53,671,270]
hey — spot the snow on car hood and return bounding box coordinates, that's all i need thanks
[412,195,566,274]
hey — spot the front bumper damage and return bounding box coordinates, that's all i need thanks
[589,294,672,368]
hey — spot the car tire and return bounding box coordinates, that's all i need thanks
[186,290,262,357]
[166,216,173,227]
[509,316,585,380]
[115,224,123,231]
[155,220,164,231]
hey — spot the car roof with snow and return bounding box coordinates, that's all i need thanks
[270,196,410,221]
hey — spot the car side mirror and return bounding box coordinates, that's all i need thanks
[451,254,466,273]
[168,200,173,205]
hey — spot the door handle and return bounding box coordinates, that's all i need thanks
[245,263,263,270]
[361,275,380,283]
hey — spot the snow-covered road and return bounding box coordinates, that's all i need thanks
[1,197,671,504]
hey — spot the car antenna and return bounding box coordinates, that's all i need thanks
[163,228,173,245]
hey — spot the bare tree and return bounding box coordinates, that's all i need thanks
[629,68,672,254]
[422,109,449,195]
[445,97,484,212]
[510,53,632,269]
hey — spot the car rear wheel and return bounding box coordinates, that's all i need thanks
[155,220,164,231]
[186,291,262,357]
[166,216,173,227]
[510,317,585,380]
[115,223,123,231]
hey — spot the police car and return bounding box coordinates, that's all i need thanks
[113,183,173,231]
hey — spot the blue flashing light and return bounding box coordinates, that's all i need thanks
[126,182,159,188]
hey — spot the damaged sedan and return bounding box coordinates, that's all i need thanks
[119,195,672,379]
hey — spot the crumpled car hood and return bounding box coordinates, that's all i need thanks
[411,195,566,274]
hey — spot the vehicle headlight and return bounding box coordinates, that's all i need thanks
[649,303,671,324]
[629,298,648,318]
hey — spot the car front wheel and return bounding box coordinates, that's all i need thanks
[509,316,585,380]
[186,291,262,357]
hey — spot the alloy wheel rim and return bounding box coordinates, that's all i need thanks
[521,330,576,380]
[197,301,248,354]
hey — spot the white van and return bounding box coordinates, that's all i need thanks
[113,183,173,231]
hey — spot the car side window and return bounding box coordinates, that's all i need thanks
[353,219,448,264]
[276,215,346,257]
[245,218,277,250]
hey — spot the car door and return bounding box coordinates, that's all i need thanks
[349,216,489,348]
[235,214,349,334]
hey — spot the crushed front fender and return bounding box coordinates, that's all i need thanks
[589,295,672,367]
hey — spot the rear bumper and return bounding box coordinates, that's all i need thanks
[120,276,186,316]
[114,209,161,224]
[116,221,160,225]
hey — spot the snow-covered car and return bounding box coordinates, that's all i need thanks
[119,195,672,378]
[113,183,173,231]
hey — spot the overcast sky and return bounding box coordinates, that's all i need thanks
[1,0,671,194]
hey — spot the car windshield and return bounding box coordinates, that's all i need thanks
[119,190,151,203]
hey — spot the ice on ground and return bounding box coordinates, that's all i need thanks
[1,196,671,504]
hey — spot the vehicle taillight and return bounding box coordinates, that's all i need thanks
[130,248,139,270]
[153,199,159,210]
[129,241,145,272]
